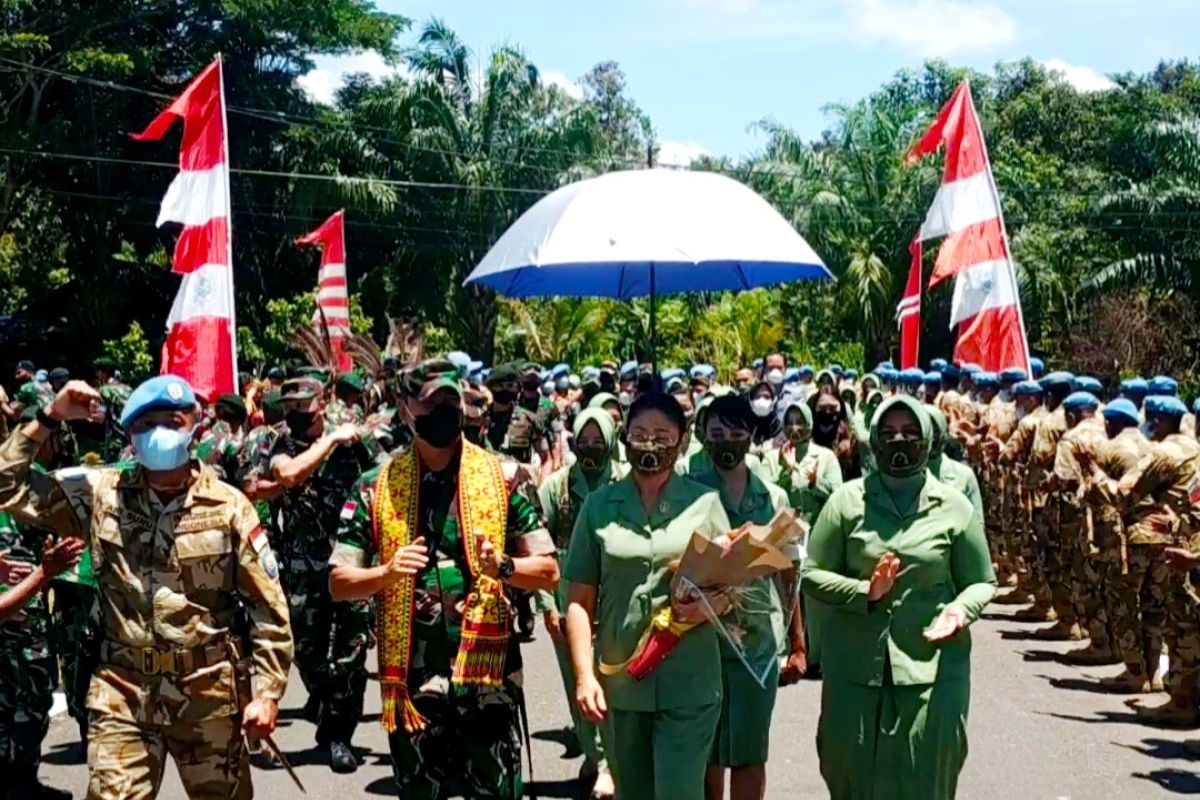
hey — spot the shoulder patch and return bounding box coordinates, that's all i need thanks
[340,499,358,520]
[248,525,268,553]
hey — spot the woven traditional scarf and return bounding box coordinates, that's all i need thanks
[372,438,509,734]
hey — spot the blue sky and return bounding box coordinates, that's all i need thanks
[299,0,1199,164]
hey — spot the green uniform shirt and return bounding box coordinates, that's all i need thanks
[928,455,984,529]
[564,473,732,712]
[759,442,843,525]
[0,511,49,639]
[801,473,997,687]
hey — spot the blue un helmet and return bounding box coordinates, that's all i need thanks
[1120,377,1149,400]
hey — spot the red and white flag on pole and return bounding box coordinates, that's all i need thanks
[905,80,1030,373]
[132,57,237,401]
[296,210,352,373]
[898,238,922,369]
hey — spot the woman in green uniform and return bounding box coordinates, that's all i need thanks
[538,408,626,798]
[760,400,843,525]
[564,392,733,800]
[802,395,996,800]
[689,395,794,800]
[926,406,984,528]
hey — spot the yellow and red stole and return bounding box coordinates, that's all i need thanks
[372,438,509,734]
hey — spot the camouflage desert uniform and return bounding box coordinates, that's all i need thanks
[1053,417,1112,648]
[487,405,543,465]
[0,511,55,773]
[0,431,292,800]
[1029,407,1071,625]
[1000,405,1049,599]
[331,454,556,800]
[266,431,378,746]
[982,398,1018,573]
[1112,434,1200,702]
[1084,427,1152,677]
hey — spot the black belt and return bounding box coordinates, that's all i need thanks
[99,639,231,676]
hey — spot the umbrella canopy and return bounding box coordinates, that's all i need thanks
[465,169,832,298]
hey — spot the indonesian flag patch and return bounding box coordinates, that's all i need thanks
[340,499,358,520]
[249,525,269,553]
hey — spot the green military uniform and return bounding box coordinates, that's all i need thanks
[801,395,997,800]
[14,381,54,416]
[536,410,625,778]
[692,469,788,768]
[927,407,984,529]
[0,432,292,800]
[267,428,377,747]
[324,396,364,427]
[0,511,56,789]
[238,421,286,547]
[330,446,555,800]
[564,473,732,800]
[98,380,133,464]
[192,419,244,485]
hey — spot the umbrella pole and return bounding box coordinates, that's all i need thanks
[649,268,658,388]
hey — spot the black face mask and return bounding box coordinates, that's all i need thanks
[492,389,516,405]
[629,441,677,476]
[877,436,929,478]
[414,404,463,448]
[463,424,485,445]
[707,439,750,470]
[784,424,811,445]
[814,410,840,431]
[577,443,610,473]
[285,410,318,436]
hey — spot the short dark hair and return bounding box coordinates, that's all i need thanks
[627,391,687,437]
[704,394,754,433]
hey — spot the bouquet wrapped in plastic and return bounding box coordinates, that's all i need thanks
[622,508,804,681]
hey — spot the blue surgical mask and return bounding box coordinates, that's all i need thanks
[132,426,194,471]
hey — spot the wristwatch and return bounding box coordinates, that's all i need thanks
[36,407,62,430]
[497,554,515,580]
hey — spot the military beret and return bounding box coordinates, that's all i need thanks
[261,390,284,414]
[48,367,69,381]
[690,364,715,380]
[1103,398,1140,425]
[400,358,463,401]
[551,363,570,379]
[879,368,899,382]
[798,365,814,378]
[291,366,330,386]
[876,361,895,371]
[16,360,34,373]
[661,368,685,382]
[1074,376,1104,395]
[336,372,367,393]
[619,361,638,380]
[266,366,285,380]
[1120,377,1148,394]
[1029,357,1045,376]
[486,363,521,385]
[93,356,118,373]
[930,358,948,371]
[1145,395,1188,419]
[924,372,942,386]
[961,363,982,375]
[941,364,961,379]
[1149,376,1178,396]
[1040,371,1075,389]
[899,367,925,384]
[1013,380,1043,397]
[1063,391,1100,411]
[214,393,247,421]
[581,366,600,381]
[520,362,543,378]
[120,375,198,427]
[1000,368,1027,383]
[280,376,323,401]
[974,372,999,388]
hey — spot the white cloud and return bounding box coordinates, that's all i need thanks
[843,0,1017,57]
[297,51,405,105]
[658,139,711,167]
[1041,58,1117,93]
[543,70,584,100]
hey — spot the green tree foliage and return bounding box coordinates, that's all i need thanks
[100,321,154,384]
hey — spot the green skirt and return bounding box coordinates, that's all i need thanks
[817,677,970,800]
[710,657,779,767]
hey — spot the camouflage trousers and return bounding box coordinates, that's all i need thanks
[388,680,523,800]
[86,712,251,800]
[285,565,371,744]
[1019,495,1048,598]
[1112,545,1168,677]
[1070,545,1119,648]
[0,628,55,768]
[1164,580,1200,699]
[51,582,101,726]
[1037,503,1075,624]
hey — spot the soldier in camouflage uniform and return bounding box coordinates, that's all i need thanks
[485,364,546,469]
[993,380,1050,610]
[1102,396,1200,723]
[263,375,377,772]
[0,376,291,800]
[94,359,133,464]
[326,373,367,426]
[329,359,559,800]
[192,393,248,484]
[1075,399,1155,687]
[9,364,55,424]
[1051,392,1115,664]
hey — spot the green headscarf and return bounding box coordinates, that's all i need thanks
[925,404,950,478]
[869,395,932,501]
[573,407,617,482]
[862,389,884,425]
[780,398,813,461]
[587,392,621,412]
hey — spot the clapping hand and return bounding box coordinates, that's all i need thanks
[386,536,429,579]
[41,536,84,578]
[867,552,901,601]
[924,605,968,642]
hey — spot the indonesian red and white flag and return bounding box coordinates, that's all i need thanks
[898,238,921,369]
[906,80,1030,373]
[296,210,352,373]
[132,57,237,401]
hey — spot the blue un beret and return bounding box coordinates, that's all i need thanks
[1013,380,1043,397]
[120,375,198,428]
[1075,376,1104,395]
[1000,367,1028,383]
[798,365,814,378]
[940,364,961,379]
[1120,377,1148,394]
[876,361,895,372]
[899,367,925,384]
[1029,357,1045,377]
[929,358,948,371]
[924,372,942,387]
[961,363,982,375]
[1149,376,1178,396]
[974,372,999,388]
[1146,395,1188,419]
[1103,398,1140,425]
[1063,391,1100,411]
[1040,371,1075,389]
[879,368,899,382]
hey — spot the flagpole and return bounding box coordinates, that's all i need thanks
[217,54,240,392]
[964,79,1032,375]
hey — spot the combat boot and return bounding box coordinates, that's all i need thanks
[1012,603,1058,623]
[1031,620,1085,641]
[1097,669,1157,694]
[1061,642,1121,666]
[993,589,1035,606]
[1135,697,1200,728]
[329,740,358,774]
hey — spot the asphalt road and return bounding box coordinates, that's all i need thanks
[37,599,1200,799]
